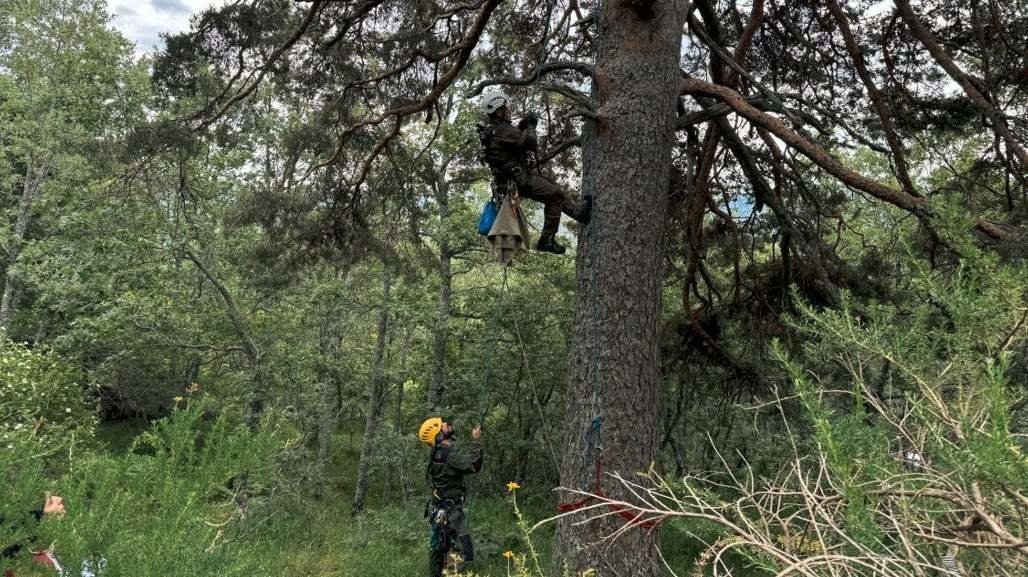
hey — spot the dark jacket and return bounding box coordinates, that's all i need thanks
[427,441,483,502]
[480,119,537,176]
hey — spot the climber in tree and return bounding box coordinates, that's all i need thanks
[419,417,482,577]
[478,90,591,255]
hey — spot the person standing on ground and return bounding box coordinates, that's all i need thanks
[478,90,591,255]
[418,418,483,576]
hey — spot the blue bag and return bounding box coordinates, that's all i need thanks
[477,200,498,236]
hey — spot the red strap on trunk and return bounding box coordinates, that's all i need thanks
[555,458,659,529]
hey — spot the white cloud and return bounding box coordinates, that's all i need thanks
[108,0,222,54]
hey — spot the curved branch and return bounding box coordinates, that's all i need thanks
[680,75,931,219]
[825,0,918,197]
[894,0,1028,170]
[304,0,503,179]
[536,136,582,166]
[467,60,595,96]
[200,0,327,127]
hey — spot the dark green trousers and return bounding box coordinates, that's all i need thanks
[429,505,473,577]
[517,173,586,238]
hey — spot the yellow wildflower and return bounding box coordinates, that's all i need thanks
[172,396,184,402]
[506,481,521,492]
[503,550,514,559]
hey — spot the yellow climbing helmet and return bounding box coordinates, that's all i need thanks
[418,417,443,446]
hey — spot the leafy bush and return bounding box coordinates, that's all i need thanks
[0,335,95,447]
[2,402,291,577]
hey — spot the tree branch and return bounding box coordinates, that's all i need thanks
[680,74,932,219]
[305,0,502,179]
[467,60,594,96]
[825,0,918,197]
[894,0,1028,171]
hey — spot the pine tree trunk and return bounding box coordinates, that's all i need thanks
[0,157,49,331]
[352,267,391,515]
[554,2,684,575]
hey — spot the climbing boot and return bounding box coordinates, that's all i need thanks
[535,234,566,255]
[455,534,475,571]
[575,195,593,225]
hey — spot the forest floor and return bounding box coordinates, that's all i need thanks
[93,421,735,577]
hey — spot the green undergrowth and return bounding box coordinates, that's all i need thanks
[278,497,553,577]
[3,406,754,577]
[275,493,742,577]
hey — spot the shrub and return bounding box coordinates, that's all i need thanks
[0,334,95,448]
[569,245,1028,577]
[2,402,292,577]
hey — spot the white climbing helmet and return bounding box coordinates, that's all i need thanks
[479,90,510,115]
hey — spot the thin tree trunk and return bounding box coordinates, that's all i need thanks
[183,247,264,430]
[181,244,263,519]
[395,332,412,502]
[314,371,341,498]
[313,296,344,498]
[554,2,685,576]
[395,336,408,433]
[352,267,392,515]
[430,174,452,411]
[0,157,50,331]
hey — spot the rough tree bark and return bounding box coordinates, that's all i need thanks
[554,1,685,575]
[351,266,391,515]
[0,156,50,331]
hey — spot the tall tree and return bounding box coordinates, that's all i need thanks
[0,0,138,332]
[553,2,686,575]
[154,0,1028,570]
[352,265,392,515]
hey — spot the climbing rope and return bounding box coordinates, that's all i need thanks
[465,265,509,541]
[476,265,509,425]
[510,302,561,472]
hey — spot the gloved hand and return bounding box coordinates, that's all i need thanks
[518,111,539,129]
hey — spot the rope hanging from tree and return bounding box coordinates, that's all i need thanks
[476,266,509,425]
